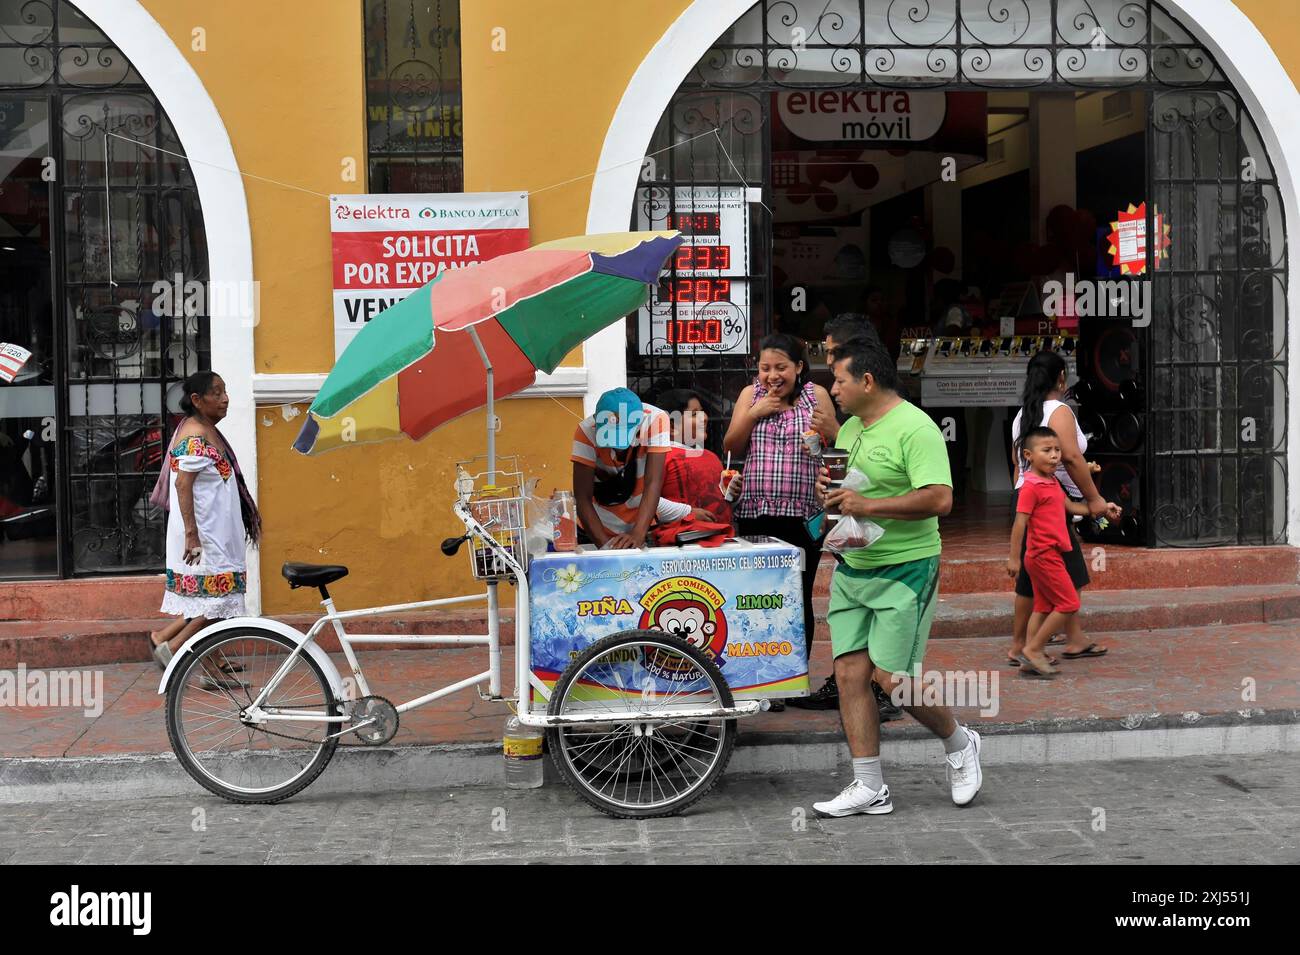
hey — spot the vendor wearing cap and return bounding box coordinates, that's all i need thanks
[572,387,673,550]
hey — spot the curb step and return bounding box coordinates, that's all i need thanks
[3,708,1295,804]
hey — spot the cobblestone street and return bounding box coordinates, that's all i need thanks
[2,754,1296,864]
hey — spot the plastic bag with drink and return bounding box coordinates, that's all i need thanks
[823,467,884,554]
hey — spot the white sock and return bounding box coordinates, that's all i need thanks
[943,725,970,755]
[852,756,883,791]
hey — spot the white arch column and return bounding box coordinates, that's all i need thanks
[77,1,260,608]
[587,0,1300,543]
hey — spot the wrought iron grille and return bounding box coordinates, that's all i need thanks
[630,0,1288,546]
[0,0,210,576]
[364,0,463,193]
[1148,90,1288,545]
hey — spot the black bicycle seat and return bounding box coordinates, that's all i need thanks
[281,562,349,589]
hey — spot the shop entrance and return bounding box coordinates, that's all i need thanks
[0,2,210,578]
[626,0,1288,548]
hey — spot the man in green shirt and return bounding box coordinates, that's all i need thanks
[812,337,984,817]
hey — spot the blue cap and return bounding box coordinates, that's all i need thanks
[593,388,644,450]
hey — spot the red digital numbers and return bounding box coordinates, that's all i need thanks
[674,245,731,271]
[666,213,721,235]
[665,319,723,344]
[660,278,732,303]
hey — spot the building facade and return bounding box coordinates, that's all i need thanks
[0,0,1297,614]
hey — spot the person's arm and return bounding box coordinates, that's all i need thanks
[722,385,757,456]
[829,415,953,520]
[1007,512,1029,579]
[831,484,952,521]
[630,451,667,538]
[1049,404,1106,517]
[656,495,693,523]
[572,462,612,548]
[174,469,202,564]
[809,385,841,443]
[1064,498,1091,519]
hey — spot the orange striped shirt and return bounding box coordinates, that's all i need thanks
[571,403,672,534]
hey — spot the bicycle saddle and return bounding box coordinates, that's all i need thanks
[281,562,349,588]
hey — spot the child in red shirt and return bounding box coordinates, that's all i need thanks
[1008,426,1097,678]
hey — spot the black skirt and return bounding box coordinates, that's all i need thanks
[1010,486,1091,599]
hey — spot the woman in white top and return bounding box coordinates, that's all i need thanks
[1007,352,1118,665]
[148,371,261,683]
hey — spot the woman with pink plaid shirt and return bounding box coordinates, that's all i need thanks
[724,334,839,707]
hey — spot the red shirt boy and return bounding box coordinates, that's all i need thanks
[1015,472,1080,614]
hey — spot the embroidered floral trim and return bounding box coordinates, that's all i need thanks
[166,569,246,597]
[169,436,232,480]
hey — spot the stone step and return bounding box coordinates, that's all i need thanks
[813,546,1300,596]
[0,576,164,622]
[5,584,1299,668]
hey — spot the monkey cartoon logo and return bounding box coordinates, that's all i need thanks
[638,577,728,674]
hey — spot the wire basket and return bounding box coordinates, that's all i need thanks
[456,456,529,580]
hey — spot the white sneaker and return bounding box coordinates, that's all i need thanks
[812,780,894,818]
[946,727,983,806]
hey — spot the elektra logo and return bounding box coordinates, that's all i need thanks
[50,885,151,935]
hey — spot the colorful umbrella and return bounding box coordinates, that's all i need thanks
[293,231,682,456]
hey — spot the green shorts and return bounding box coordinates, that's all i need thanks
[826,555,940,674]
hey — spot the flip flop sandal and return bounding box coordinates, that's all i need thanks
[1016,654,1059,678]
[1062,643,1109,659]
[1047,633,1068,645]
[1008,655,1058,667]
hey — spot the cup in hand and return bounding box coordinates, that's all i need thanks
[720,468,741,502]
[822,448,849,482]
[821,449,849,520]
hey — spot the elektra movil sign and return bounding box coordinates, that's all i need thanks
[776,90,948,143]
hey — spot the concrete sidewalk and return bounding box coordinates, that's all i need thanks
[3,617,1297,802]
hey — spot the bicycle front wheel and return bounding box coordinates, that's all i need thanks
[165,628,342,804]
[546,630,736,819]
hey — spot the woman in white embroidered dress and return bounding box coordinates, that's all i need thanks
[148,372,259,674]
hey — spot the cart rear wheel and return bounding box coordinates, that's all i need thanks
[546,630,735,818]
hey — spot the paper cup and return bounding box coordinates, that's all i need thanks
[822,448,849,483]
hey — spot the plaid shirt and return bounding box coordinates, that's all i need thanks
[734,380,820,520]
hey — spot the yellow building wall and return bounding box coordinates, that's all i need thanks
[134,0,1296,611]
[1238,1,1300,87]
[135,0,687,612]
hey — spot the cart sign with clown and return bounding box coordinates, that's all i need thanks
[528,539,809,701]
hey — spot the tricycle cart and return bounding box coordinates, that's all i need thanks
[158,456,808,818]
